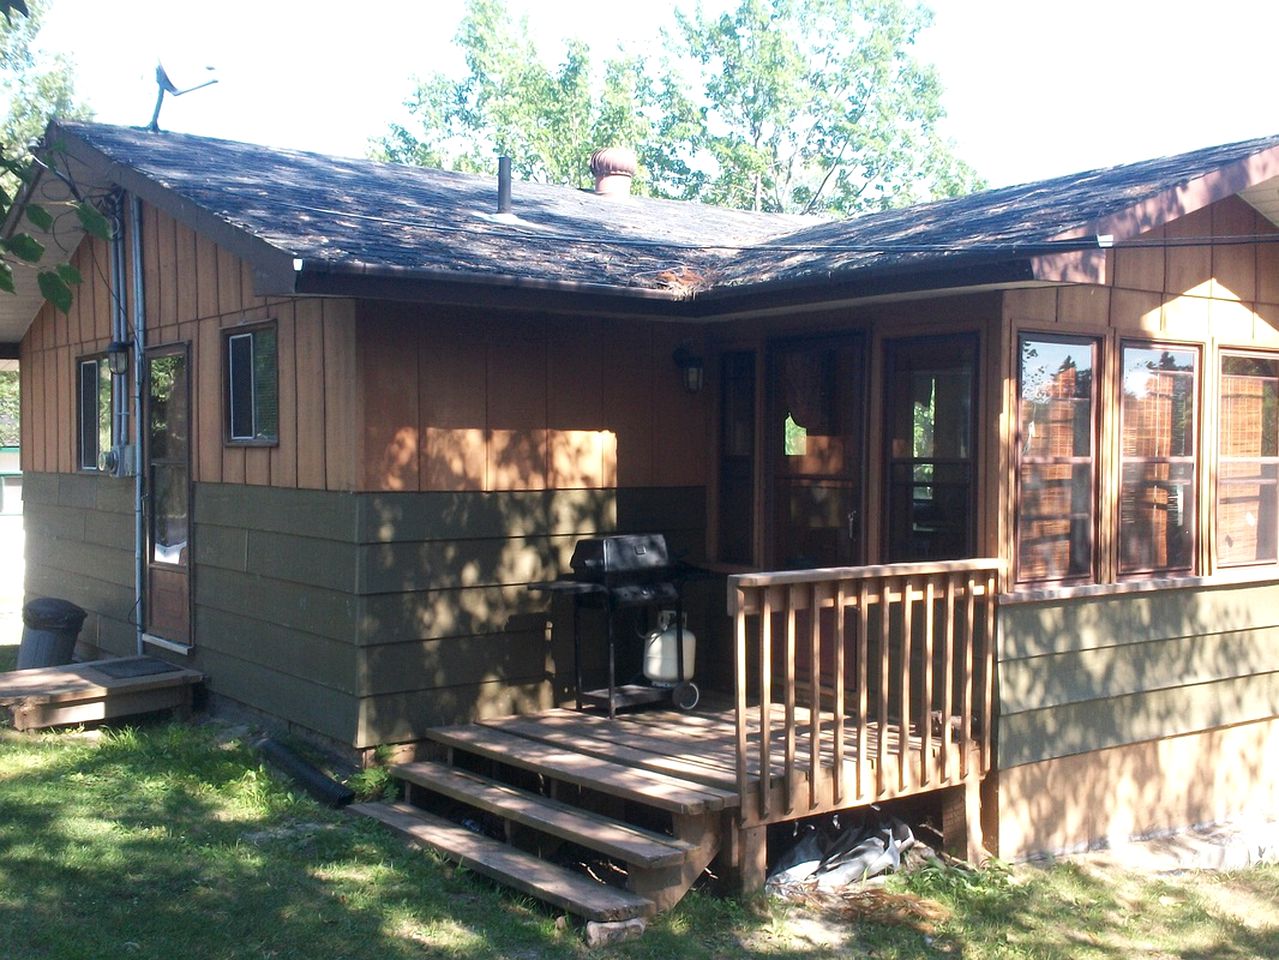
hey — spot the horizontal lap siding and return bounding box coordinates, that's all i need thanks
[349,304,711,746]
[192,483,361,742]
[351,486,707,747]
[997,580,1279,768]
[20,472,136,659]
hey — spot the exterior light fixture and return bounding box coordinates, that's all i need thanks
[105,339,131,376]
[673,346,704,394]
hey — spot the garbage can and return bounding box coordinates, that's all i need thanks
[16,598,88,670]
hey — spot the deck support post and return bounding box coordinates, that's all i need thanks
[718,816,768,896]
[942,778,986,864]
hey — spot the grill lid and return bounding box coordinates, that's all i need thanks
[569,534,671,580]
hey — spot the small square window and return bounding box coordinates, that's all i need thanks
[76,356,112,471]
[225,325,278,444]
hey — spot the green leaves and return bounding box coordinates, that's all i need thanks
[376,0,981,215]
[1,231,43,261]
[23,201,51,229]
[75,200,111,240]
[37,268,72,312]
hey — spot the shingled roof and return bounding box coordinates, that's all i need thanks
[12,120,1279,329]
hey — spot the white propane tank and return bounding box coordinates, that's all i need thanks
[643,610,696,685]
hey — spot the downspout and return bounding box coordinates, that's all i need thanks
[107,191,129,470]
[128,195,147,655]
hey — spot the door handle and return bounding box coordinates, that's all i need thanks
[847,510,859,541]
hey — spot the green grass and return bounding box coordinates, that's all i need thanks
[0,642,15,672]
[0,719,1275,959]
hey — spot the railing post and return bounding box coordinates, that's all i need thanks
[734,587,749,815]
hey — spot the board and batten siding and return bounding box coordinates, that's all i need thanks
[19,201,359,491]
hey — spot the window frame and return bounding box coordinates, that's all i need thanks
[1215,349,1279,569]
[1014,332,1100,586]
[75,354,112,473]
[222,321,279,446]
[1116,338,1201,579]
[882,333,979,563]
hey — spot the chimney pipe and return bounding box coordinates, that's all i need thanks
[590,147,637,197]
[497,156,512,214]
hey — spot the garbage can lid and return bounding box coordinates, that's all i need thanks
[22,597,88,630]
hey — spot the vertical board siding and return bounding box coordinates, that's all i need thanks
[16,200,364,512]
[359,303,705,495]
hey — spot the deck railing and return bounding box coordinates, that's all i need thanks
[729,559,1001,823]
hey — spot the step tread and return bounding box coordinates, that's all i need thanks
[350,801,654,921]
[393,760,694,868]
[426,724,728,814]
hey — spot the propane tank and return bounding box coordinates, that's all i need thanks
[643,609,696,686]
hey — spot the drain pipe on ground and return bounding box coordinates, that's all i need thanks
[127,194,147,655]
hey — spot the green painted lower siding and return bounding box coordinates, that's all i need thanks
[21,472,136,660]
[192,483,706,748]
[998,579,1279,768]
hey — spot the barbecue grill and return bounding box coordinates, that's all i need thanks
[530,533,698,717]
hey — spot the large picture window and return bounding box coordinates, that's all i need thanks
[76,356,111,471]
[1016,335,1097,583]
[884,335,975,562]
[1118,343,1198,576]
[1217,353,1279,566]
[225,324,278,444]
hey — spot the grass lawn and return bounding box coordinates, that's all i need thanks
[0,718,1276,959]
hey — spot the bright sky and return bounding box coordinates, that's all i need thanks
[35,0,1279,189]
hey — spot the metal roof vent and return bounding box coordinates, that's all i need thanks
[590,147,637,197]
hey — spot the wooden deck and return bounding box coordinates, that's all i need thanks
[354,698,984,921]
[0,656,203,731]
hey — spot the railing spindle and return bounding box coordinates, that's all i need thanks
[877,578,890,799]
[760,588,773,819]
[808,581,821,809]
[961,576,976,780]
[856,579,870,804]
[982,571,997,774]
[922,576,936,787]
[899,578,913,793]
[834,581,846,805]
[784,587,797,815]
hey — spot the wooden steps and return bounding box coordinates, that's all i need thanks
[428,723,737,814]
[350,801,655,922]
[0,657,203,731]
[352,713,741,922]
[393,760,695,868]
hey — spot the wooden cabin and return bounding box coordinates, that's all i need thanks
[5,122,1279,902]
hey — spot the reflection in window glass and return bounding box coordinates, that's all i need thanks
[1017,336,1097,583]
[1218,354,1279,565]
[1119,344,1197,575]
[885,336,975,562]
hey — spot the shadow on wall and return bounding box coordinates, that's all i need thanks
[354,482,708,741]
[997,582,1279,854]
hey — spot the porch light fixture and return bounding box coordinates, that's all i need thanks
[673,346,704,394]
[105,339,132,376]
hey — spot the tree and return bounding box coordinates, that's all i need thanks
[372,0,652,190]
[0,0,98,312]
[647,0,982,214]
[376,0,981,214]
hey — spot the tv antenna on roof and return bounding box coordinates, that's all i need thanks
[148,62,218,132]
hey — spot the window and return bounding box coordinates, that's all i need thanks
[76,356,112,471]
[718,351,756,564]
[225,324,278,443]
[1016,335,1098,583]
[1118,343,1198,575]
[885,335,976,562]
[1217,353,1279,566]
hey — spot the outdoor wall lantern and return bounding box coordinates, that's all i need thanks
[105,339,131,376]
[673,346,704,394]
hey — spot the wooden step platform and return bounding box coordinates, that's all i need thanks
[427,723,738,814]
[350,801,655,922]
[0,656,203,731]
[394,760,695,868]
